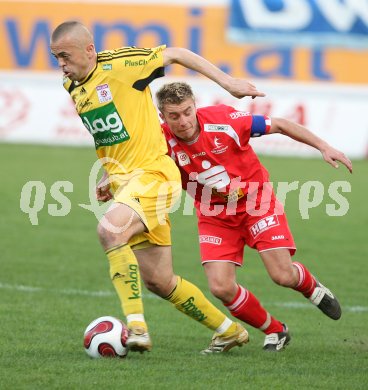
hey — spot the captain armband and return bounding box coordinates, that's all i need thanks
[250,115,271,137]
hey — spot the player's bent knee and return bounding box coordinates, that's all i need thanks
[142,276,165,296]
[144,280,167,297]
[271,272,296,287]
[96,222,109,246]
[209,282,234,302]
[96,221,131,249]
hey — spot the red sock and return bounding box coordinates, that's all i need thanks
[292,262,317,298]
[225,285,283,335]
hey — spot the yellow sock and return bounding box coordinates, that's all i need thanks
[106,244,147,331]
[165,276,237,336]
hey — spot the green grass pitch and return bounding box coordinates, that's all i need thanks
[0,143,367,389]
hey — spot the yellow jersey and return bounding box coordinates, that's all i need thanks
[63,46,168,175]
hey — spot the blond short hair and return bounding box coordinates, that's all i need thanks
[156,82,195,112]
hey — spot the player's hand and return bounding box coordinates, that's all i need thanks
[321,146,353,173]
[96,174,113,202]
[226,78,266,99]
[96,185,113,202]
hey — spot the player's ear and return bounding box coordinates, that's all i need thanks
[86,43,95,58]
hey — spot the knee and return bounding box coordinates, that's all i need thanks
[144,278,161,294]
[97,222,113,249]
[270,270,298,288]
[208,280,235,302]
[97,221,132,249]
[143,275,175,298]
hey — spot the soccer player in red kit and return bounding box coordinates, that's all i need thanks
[156,82,353,352]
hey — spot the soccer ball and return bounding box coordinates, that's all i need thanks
[83,316,129,358]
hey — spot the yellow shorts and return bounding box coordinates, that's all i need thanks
[110,155,181,247]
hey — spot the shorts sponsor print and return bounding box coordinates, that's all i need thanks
[250,214,280,238]
[199,235,222,245]
[198,210,296,265]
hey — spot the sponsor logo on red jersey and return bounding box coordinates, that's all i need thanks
[229,111,251,120]
[197,163,230,190]
[211,136,228,154]
[177,151,191,166]
[192,151,206,159]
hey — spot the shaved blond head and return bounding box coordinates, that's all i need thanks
[50,21,96,82]
[51,21,93,47]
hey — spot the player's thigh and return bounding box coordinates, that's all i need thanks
[98,202,146,245]
[113,162,181,232]
[128,213,172,249]
[198,218,245,266]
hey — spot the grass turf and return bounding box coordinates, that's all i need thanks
[0,143,367,389]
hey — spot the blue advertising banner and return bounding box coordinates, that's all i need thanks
[228,0,368,48]
[1,1,368,83]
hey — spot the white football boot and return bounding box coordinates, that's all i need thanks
[126,326,152,353]
[200,323,249,354]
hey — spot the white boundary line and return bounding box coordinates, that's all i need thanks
[1,282,367,312]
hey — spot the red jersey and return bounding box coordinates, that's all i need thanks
[163,105,272,215]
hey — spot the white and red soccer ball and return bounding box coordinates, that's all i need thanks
[84,316,129,358]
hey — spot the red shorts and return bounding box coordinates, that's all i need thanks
[197,199,296,266]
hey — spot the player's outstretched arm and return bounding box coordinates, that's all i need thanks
[269,117,353,173]
[163,47,265,99]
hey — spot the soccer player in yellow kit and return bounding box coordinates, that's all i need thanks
[50,21,265,353]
